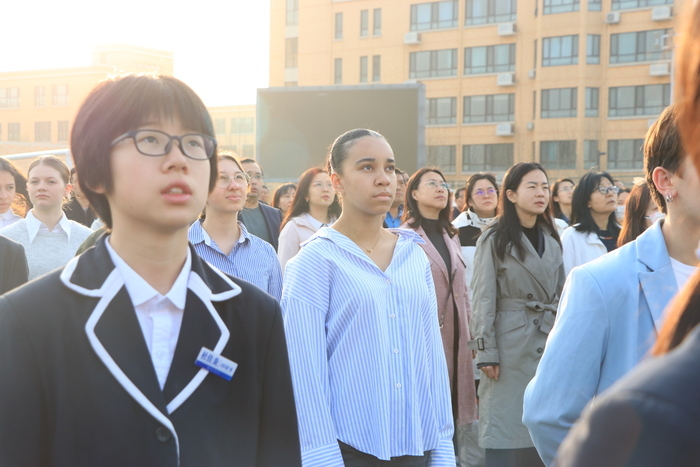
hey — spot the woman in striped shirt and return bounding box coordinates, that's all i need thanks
[282,129,455,467]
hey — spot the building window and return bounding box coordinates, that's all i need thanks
[372,55,381,82]
[8,123,20,141]
[463,144,514,172]
[215,119,226,135]
[540,140,577,169]
[541,88,578,118]
[585,87,599,117]
[588,0,602,10]
[612,0,672,10]
[609,84,670,117]
[464,94,515,123]
[52,85,69,106]
[35,86,45,107]
[285,81,298,87]
[286,0,298,26]
[464,43,516,75]
[427,145,456,174]
[409,49,458,78]
[410,1,458,31]
[360,10,369,37]
[335,12,343,40]
[427,97,457,125]
[608,139,645,169]
[57,121,69,142]
[334,58,343,84]
[610,29,672,64]
[360,56,368,83]
[544,0,580,14]
[587,34,601,64]
[231,117,254,134]
[465,0,517,26]
[35,122,51,142]
[542,35,579,67]
[373,8,382,35]
[285,38,298,69]
[0,88,19,108]
[584,140,600,169]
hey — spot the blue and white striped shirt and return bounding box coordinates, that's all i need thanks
[189,220,282,301]
[281,227,455,467]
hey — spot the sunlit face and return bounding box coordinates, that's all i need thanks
[588,177,618,215]
[27,164,71,211]
[617,191,629,206]
[307,172,333,209]
[242,161,263,200]
[207,159,247,215]
[412,171,449,214]
[331,136,396,217]
[554,181,574,206]
[104,119,211,233]
[0,171,16,214]
[469,179,498,217]
[278,188,296,213]
[507,169,550,219]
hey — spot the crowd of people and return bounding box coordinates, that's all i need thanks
[0,3,698,466]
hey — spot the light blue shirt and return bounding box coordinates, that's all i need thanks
[281,227,454,467]
[188,220,282,301]
[383,205,404,228]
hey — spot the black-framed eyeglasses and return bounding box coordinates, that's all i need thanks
[595,185,620,195]
[217,172,250,188]
[111,129,216,160]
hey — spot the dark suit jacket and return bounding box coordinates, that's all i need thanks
[554,324,700,467]
[241,203,282,251]
[0,234,28,295]
[0,237,300,467]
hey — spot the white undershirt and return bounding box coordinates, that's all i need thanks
[670,257,697,291]
[105,237,190,390]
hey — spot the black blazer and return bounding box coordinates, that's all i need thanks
[241,203,283,251]
[554,324,700,467]
[0,234,28,295]
[0,237,300,467]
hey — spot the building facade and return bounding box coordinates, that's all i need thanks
[269,0,680,184]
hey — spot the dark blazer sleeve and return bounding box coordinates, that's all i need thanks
[260,204,283,251]
[0,236,28,294]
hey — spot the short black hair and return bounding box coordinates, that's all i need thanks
[326,128,386,174]
[571,171,620,236]
[240,158,263,177]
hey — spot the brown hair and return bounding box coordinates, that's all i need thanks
[643,105,681,214]
[617,182,653,248]
[28,155,71,185]
[403,167,457,237]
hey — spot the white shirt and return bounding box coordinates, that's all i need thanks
[670,257,696,291]
[25,210,73,243]
[105,238,190,390]
[0,209,21,230]
[305,213,329,230]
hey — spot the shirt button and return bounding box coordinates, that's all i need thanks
[534,319,539,325]
[537,347,543,354]
[156,426,172,442]
[455,294,459,299]
[386,279,391,284]
[393,349,399,354]
[390,314,396,319]
[527,293,533,299]
[396,383,402,388]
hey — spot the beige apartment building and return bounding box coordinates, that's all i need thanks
[269,0,680,184]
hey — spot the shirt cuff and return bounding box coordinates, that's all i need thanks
[429,438,456,466]
[302,443,345,467]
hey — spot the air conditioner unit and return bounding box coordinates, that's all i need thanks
[404,32,421,45]
[496,123,514,136]
[605,11,620,24]
[651,6,672,21]
[497,22,517,36]
[528,69,536,79]
[526,121,535,131]
[497,72,515,86]
[649,62,671,76]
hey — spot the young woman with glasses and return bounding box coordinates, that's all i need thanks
[401,167,478,467]
[470,162,564,467]
[282,129,455,466]
[188,152,283,300]
[551,179,575,225]
[278,167,340,272]
[560,171,620,276]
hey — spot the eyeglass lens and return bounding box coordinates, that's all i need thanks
[134,130,213,159]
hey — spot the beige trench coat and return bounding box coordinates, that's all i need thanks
[470,226,565,449]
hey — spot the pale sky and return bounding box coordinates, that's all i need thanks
[0,0,270,107]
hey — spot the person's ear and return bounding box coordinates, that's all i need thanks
[505,189,517,204]
[652,166,675,201]
[331,172,344,196]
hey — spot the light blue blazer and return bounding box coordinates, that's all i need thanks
[522,221,678,466]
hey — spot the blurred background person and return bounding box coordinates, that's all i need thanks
[63,167,96,228]
[278,167,340,272]
[383,168,406,228]
[0,155,91,280]
[560,171,620,276]
[470,162,564,467]
[551,179,574,225]
[11,194,29,219]
[402,167,478,467]
[452,186,467,220]
[617,181,663,247]
[189,153,282,301]
[0,158,29,229]
[616,188,632,223]
[272,182,296,217]
[260,184,270,204]
[239,158,282,251]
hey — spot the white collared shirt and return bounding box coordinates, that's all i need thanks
[105,237,190,390]
[25,210,73,243]
[0,209,21,230]
[304,213,330,230]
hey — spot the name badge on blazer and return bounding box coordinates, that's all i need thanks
[195,347,237,381]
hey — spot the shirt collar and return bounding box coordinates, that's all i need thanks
[0,209,19,221]
[305,213,327,230]
[105,236,191,309]
[189,219,249,248]
[25,209,73,243]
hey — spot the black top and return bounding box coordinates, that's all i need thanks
[523,225,545,258]
[63,197,96,228]
[597,229,618,252]
[422,218,452,276]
